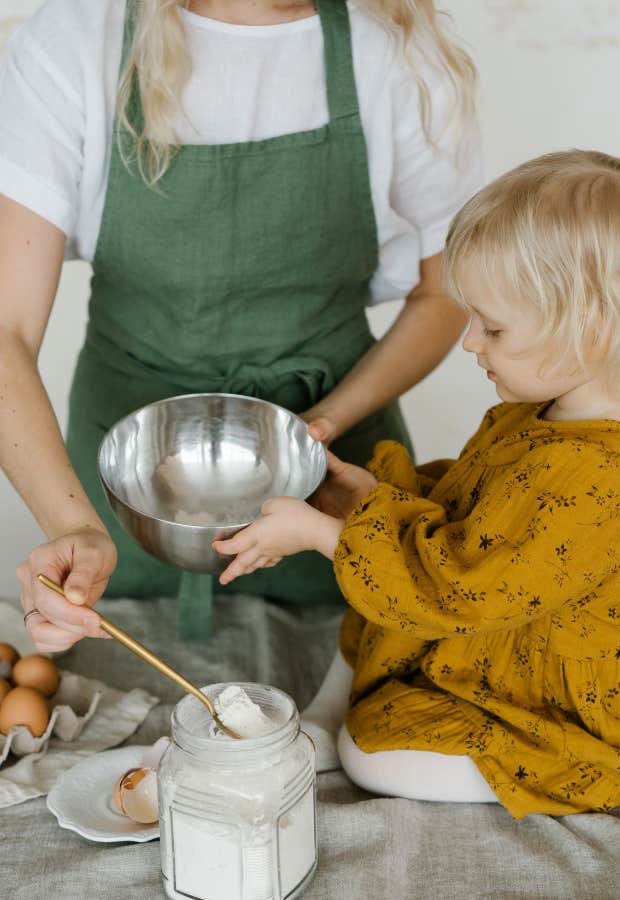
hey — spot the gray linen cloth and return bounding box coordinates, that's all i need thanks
[1,593,619,899]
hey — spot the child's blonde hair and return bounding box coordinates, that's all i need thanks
[445,150,620,373]
[117,0,477,186]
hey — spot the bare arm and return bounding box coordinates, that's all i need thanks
[303,252,467,441]
[0,197,100,535]
[0,196,116,648]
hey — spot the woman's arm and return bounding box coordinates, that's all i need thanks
[0,197,93,536]
[303,252,467,442]
[0,196,116,649]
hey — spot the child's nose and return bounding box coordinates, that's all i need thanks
[461,319,480,353]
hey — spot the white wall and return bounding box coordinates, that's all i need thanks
[1,0,619,595]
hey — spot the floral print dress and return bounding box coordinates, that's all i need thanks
[335,402,620,818]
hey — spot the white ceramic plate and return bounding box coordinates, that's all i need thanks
[46,745,160,843]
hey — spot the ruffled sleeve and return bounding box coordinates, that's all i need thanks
[368,440,454,497]
[334,440,620,640]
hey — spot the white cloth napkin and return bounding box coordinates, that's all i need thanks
[0,600,159,807]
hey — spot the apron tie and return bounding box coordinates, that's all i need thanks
[220,355,336,412]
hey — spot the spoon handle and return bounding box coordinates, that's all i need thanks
[36,573,239,739]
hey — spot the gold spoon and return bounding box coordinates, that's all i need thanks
[36,573,240,739]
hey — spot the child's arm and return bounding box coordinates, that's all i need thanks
[335,440,620,640]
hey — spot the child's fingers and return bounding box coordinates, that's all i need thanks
[218,561,236,585]
[218,546,262,585]
[212,525,257,556]
[263,557,282,568]
[246,556,269,574]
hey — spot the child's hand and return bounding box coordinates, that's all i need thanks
[311,451,377,520]
[213,498,344,585]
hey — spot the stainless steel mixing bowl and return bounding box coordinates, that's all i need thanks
[97,393,327,573]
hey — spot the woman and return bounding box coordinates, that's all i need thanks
[0,0,481,649]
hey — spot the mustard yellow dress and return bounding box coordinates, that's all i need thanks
[335,402,620,818]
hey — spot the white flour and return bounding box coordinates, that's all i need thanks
[213,686,275,739]
[173,505,256,525]
[173,508,220,526]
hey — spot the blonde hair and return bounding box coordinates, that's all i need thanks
[117,0,476,186]
[445,150,620,373]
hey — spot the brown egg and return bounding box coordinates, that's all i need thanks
[0,686,50,736]
[0,643,19,680]
[12,655,60,698]
[0,678,11,704]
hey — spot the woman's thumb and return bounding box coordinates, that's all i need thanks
[325,449,346,474]
[308,417,333,443]
[63,564,97,606]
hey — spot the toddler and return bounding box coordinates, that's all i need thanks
[215,150,620,818]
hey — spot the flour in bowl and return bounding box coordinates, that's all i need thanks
[173,504,258,526]
[173,508,220,526]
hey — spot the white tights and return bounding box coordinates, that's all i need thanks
[301,649,498,804]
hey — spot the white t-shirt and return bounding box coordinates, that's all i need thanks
[0,0,483,303]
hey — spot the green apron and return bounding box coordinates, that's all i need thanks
[66,0,412,637]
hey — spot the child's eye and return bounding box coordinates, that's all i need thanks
[483,327,502,338]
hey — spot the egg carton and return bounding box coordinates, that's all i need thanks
[0,670,103,765]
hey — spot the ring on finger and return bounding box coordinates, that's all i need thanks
[23,608,43,628]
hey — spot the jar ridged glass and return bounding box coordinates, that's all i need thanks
[158,683,317,900]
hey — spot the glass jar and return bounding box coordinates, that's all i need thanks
[158,682,317,900]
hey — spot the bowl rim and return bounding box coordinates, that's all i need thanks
[96,392,328,530]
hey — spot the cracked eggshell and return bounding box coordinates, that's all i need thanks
[140,736,171,769]
[113,767,159,824]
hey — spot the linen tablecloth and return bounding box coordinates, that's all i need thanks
[1,593,618,899]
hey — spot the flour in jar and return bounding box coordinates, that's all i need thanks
[213,686,276,738]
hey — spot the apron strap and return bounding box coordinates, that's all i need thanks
[121,0,137,67]
[317,0,361,123]
[120,1,360,152]
[118,0,146,137]
[177,571,214,641]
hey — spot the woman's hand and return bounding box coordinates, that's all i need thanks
[311,450,377,520]
[300,405,342,446]
[17,528,118,652]
[305,415,337,445]
[213,497,344,585]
